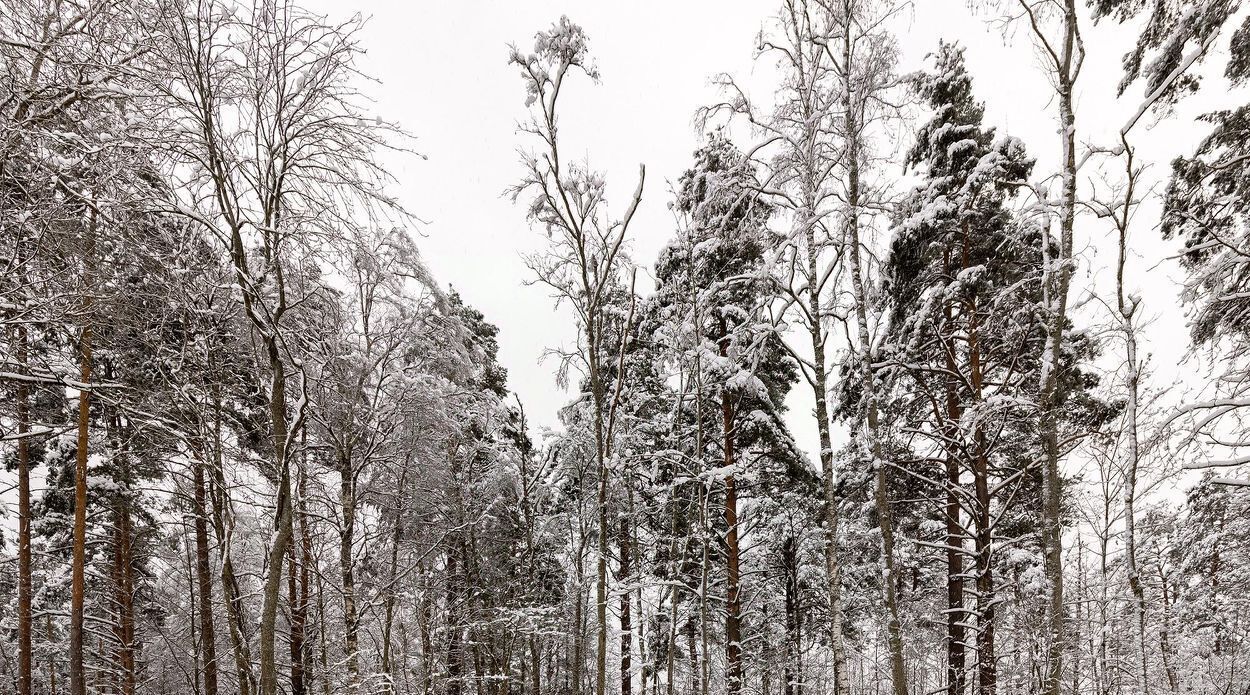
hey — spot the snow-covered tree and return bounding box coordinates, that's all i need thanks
[508,17,646,695]
[652,133,805,695]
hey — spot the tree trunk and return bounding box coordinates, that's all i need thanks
[940,248,966,695]
[1039,5,1079,694]
[665,502,681,695]
[258,340,296,695]
[210,388,254,695]
[448,547,465,695]
[1114,138,1148,695]
[572,535,586,695]
[14,321,33,695]
[68,205,96,695]
[943,431,966,695]
[722,389,743,695]
[620,515,634,695]
[698,485,710,695]
[193,436,220,695]
[804,170,852,695]
[8,38,48,695]
[1157,566,1177,693]
[48,616,57,695]
[781,537,802,695]
[382,469,408,695]
[298,451,313,695]
[962,224,996,695]
[113,450,138,695]
[590,343,610,695]
[417,567,433,695]
[531,636,543,695]
[339,449,361,694]
[288,527,306,695]
[633,504,648,695]
[1123,309,1148,695]
[842,24,908,692]
[317,561,331,695]
[972,448,995,695]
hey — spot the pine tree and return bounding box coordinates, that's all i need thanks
[1162,22,1250,479]
[882,42,1034,695]
[653,133,804,695]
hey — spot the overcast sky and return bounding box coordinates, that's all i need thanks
[301,0,1244,465]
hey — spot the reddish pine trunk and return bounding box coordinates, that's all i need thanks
[941,248,967,695]
[963,221,996,695]
[15,322,33,695]
[69,207,96,695]
[113,481,137,695]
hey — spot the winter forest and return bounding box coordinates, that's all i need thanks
[2,0,1250,694]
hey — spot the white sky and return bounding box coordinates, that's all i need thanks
[303,0,1246,468]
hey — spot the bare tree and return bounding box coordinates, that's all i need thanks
[508,18,645,695]
[150,2,408,693]
[988,2,1086,691]
[821,2,911,693]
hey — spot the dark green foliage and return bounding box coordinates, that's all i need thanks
[1092,0,1238,100]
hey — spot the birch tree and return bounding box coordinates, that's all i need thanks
[819,2,911,692]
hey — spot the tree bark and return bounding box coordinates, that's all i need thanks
[1114,136,1148,695]
[698,484,711,695]
[940,248,967,695]
[417,566,433,695]
[193,433,220,695]
[382,469,408,695]
[288,524,306,695]
[620,514,634,695]
[112,440,137,695]
[14,321,33,695]
[781,537,803,695]
[842,22,908,693]
[665,500,681,695]
[572,530,587,695]
[258,339,296,695]
[721,381,743,695]
[961,223,996,695]
[1038,4,1078,690]
[68,205,96,695]
[209,388,254,695]
[447,545,465,695]
[317,560,331,695]
[339,449,361,694]
[1157,565,1177,692]
[590,335,610,695]
[806,229,851,695]
[298,449,313,695]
